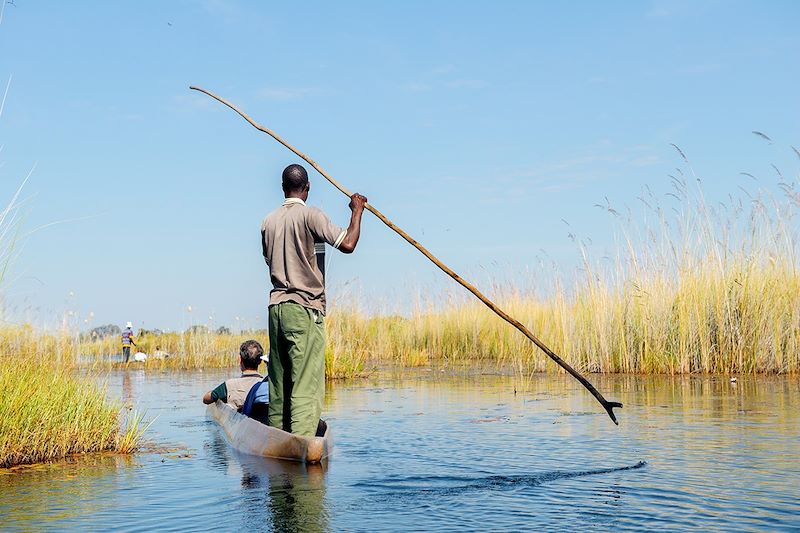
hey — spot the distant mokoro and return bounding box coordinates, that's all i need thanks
[207,401,332,463]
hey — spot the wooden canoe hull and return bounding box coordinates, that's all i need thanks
[208,401,332,463]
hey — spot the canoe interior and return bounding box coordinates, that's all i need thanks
[208,401,332,463]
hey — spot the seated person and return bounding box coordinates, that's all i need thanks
[152,345,171,360]
[202,340,264,410]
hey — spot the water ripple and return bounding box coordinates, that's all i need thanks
[354,461,648,496]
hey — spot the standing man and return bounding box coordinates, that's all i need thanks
[121,322,136,363]
[261,164,366,436]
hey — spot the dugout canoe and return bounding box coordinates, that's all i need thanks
[207,400,332,463]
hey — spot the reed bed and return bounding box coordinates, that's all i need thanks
[0,325,76,364]
[78,326,371,378]
[79,331,258,370]
[347,259,799,375]
[0,354,148,468]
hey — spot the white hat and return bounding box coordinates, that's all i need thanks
[126,321,133,328]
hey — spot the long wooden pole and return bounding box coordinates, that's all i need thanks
[189,85,623,425]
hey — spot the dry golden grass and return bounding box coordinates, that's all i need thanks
[75,250,800,378]
[78,326,374,378]
[79,331,257,370]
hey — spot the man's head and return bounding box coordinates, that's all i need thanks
[239,339,264,371]
[282,164,310,200]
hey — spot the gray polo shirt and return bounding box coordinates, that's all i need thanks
[261,198,346,314]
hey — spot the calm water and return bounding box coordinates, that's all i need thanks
[1,370,798,532]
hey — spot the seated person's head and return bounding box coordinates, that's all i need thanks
[239,340,264,371]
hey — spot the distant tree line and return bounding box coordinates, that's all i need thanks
[83,324,120,340]
[83,323,265,339]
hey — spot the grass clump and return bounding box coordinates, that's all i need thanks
[0,357,148,468]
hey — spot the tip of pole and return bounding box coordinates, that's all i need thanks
[605,401,623,425]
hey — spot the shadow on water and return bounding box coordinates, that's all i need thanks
[207,428,329,532]
[354,461,647,498]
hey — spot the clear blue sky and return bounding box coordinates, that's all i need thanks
[0,1,798,331]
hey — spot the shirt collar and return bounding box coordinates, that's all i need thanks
[283,198,306,206]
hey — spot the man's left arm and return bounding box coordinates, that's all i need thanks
[307,193,367,254]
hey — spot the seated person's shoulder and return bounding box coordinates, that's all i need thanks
[209,381,228,403]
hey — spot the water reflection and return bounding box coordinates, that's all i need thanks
[122,371,133,404]
[0,454,135,529]
[208,429,329,532]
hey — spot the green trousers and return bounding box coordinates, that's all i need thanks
[267,302,325,436]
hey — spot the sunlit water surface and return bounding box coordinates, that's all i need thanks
[1,370,798,532]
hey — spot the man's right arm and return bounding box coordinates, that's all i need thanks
[202,382,227,404]
[338,193,367,254]
[261,229,269,265]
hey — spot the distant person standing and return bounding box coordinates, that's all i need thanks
[261,164,366,436]
[121,322,137,363]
